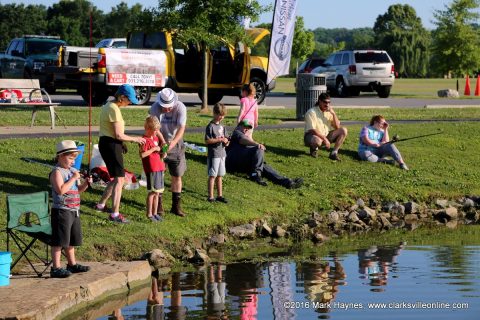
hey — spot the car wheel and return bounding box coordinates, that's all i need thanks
[198,91,224,105]
[250,77,266,104]
[336,78,349,97]
[45,86,56,95]
[135,86,152,105]
[377,86,391,98]
[80,86,110,105]
[350,88,360,96]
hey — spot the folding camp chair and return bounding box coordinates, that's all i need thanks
[6,191,52,277]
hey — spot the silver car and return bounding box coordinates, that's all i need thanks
[311,50,395,98]
[95,38,127,49]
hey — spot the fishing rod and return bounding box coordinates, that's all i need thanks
[386,130,444,144]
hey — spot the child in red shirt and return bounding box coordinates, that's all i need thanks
[140,116,167,222]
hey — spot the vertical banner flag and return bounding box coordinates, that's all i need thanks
[267,0,298,84]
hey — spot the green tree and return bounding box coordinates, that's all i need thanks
[152,0,266,109]
[0,4,48,50]
[350,28,375,49]
[104,2,145,38]
[373,4,430,77]
[292,16,315,61]
[311,27,372,58]
[431,0,480,78]
[46,0,105,46]
[256,16,315,74]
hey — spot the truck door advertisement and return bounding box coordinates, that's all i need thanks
[105,49,167,87]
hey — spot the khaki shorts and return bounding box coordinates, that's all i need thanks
[164,143,187,177]
[304,131,338,146]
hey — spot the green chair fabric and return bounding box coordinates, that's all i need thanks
[6,191,52,277]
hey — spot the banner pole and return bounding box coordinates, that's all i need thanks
[265,0,278,87]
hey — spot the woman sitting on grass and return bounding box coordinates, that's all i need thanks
[358,115,409,170]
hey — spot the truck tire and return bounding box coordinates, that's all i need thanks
[135,86,152,105]
[377,86,391,98]
[250,77,266,104]
[198,91,224,105]
[80,87,110,106]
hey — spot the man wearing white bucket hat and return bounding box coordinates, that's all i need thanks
[150,88,187,217]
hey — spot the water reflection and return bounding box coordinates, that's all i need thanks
[357,242,405,291]
[94,244,480,320]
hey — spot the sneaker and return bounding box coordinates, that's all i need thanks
[148,215,159,222]
[379,158,395,165]
[153,214,163,222]
[253,177,268,186]
[400,163,409,171]
[94,203,109,213]
[207,197,216,203]
[66,263,91,273]
[216,196,228,203]
[50,267,72,278]
[286,178,304,189]
[329,152,341,161]
[109,213,129,223]
[309,146,318,158]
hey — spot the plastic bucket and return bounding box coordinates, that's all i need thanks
[0,251,12,286]
[73,141,85,170]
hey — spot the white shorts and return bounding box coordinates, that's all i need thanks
[207,157,226,177]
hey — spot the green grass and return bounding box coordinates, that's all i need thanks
[1,121,479,263]
[275,77,480,98]
[0,107,293,127]
[2,106,480,127]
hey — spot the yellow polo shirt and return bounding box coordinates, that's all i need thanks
[99,102,124,138]
[304,107,334,136]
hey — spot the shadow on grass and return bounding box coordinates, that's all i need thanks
[338,149,361,161]
[0,170,49,194]
[264,145,306,157]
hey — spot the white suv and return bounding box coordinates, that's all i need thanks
[311,50,395,98]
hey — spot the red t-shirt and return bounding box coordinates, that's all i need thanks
[141,135,165,173]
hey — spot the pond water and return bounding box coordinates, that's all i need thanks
[93,243,480,320]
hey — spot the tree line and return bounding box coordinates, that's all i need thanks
[303,1,480,78]
[1,0,479,78]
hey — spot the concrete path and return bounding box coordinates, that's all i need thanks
[0,261,151,320]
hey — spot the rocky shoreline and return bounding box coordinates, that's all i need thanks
[146,196,480,268]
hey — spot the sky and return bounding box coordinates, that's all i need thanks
[0,0,471,30]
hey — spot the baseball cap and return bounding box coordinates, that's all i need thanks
[156,88,178,108]
[240,119,253,128]
[116,84,139,104]
[56,140,81,155]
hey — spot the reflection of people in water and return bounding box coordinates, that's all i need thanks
[147,271,165,320]
[226,263,263,320]
[168,272,187,320]
[145,271,187,320]
[207,263,227,319]
[301,258,346,314]
[358,242,406,290]
[109,309,124,320]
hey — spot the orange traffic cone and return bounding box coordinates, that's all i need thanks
[464,75,471,96]
[475,75,480,96]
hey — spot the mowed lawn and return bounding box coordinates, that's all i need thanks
[0,120,479,262]
[275,77,479,98]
